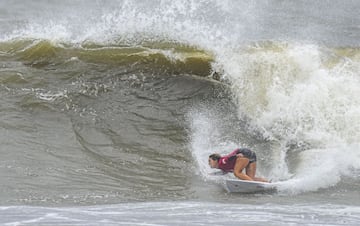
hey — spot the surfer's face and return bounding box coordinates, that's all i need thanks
[208,158,218,168]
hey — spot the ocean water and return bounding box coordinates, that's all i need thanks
[0,0,360,225]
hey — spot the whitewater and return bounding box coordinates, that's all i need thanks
[0,0,359,225]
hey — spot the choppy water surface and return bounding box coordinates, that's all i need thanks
[0,0,360,225]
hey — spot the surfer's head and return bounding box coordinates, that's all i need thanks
[208,153,221,168]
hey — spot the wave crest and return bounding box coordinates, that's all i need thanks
[0,38,214,76]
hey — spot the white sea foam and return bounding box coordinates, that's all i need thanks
[188,42,360,193]
[1,202,360,225]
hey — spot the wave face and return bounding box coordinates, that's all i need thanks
[0,0,360,207]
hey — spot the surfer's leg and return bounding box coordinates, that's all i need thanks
[234,157,252,180]
[246,162,269,182]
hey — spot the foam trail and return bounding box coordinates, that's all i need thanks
[277,144,360,194]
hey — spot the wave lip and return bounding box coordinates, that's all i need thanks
[0,38,214,76]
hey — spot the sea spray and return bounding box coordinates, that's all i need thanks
[211,42,360,191]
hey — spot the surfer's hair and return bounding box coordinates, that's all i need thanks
[209,153,221,161]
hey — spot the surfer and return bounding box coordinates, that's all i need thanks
[208,148,269,182]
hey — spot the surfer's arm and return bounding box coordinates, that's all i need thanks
[209,171,227,175]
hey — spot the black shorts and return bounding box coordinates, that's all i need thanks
[237,148,257,163]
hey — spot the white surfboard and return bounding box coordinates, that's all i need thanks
[224,179,276,193]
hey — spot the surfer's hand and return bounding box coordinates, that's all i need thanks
[209,171,226,175]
